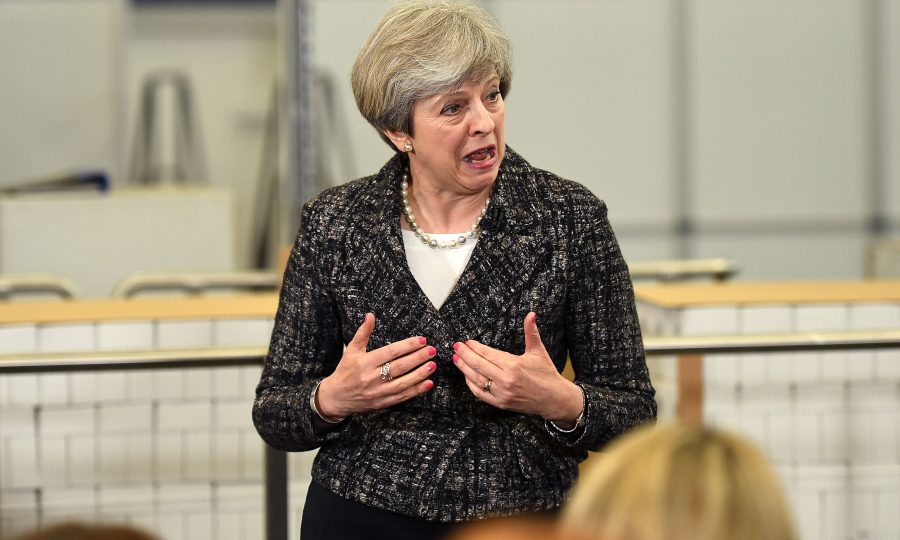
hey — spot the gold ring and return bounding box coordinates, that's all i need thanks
[483,379,492,392]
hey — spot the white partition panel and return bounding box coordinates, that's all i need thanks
[690,0,868,223]
[494,0,676,228]
[0,313,306,540]
[0,0,126,187]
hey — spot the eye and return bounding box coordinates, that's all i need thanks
[486,90,501,102]
[441,103,461,115]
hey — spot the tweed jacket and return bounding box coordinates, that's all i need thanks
[253,147,656,522]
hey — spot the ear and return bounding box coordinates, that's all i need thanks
[382,129,411,152]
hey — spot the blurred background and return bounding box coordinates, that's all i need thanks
[1,0,898,293]
[1,1,899,540]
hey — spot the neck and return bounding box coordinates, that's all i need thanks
[403,174,491,234]
[401,181,490,234]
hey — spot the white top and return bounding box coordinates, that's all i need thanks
[402,229,478,309]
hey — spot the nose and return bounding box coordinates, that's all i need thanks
[469,101,494,137]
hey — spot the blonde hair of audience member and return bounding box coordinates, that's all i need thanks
[561,422,798,540]
[10,522,160,540]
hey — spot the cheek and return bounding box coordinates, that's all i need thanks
[493,111,506,133]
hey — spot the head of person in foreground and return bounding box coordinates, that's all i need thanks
[560,422,798,540]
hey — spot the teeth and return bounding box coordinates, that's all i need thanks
[464,147,493,163]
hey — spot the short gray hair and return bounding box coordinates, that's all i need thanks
[351,0,513,150]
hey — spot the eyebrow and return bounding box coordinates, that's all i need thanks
[440,78,501,101]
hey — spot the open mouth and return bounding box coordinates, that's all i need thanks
[462,145,496,164]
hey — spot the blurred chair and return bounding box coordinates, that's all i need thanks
[0,273,80,300]
[111,271,279,298]
[628,258,738,282]
[129,70,207,186]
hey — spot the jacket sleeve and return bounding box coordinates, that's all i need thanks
[252,199,349,451]
[545,194,657,450]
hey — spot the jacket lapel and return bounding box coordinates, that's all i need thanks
[440,149,547,341]
[348,148,547,346]
[349,155,445,342]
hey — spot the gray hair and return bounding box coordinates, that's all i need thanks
[351,0,513,150]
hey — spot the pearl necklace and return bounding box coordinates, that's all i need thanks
[401,170,489,250]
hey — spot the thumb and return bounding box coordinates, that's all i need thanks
[523,312,545,354]
[348,312,375,353]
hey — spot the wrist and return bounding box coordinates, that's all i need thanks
[546,381,585,430]
[311,378,345,424]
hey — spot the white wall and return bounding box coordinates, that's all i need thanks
[2,0,898,278]
[0,0,126,188]
[312,0,900,279]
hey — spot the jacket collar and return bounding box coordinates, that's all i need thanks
[353,147,547,342]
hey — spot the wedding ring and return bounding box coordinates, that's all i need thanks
[380,362,393,381]
[483,379,492,392]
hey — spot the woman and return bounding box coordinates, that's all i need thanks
[252,1,656,538]
[560,423,798,540]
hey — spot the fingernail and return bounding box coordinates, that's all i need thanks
[419,336,427,345]
[427,346,437,357]
[453,342,460,351]
[424,380,434,391]
[427,361,436,372]
[452,354,460,364]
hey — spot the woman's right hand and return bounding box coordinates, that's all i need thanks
[315,312,437,419]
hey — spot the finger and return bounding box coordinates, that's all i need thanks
[381,374,436,408]
[458,340,505,371]
[347,312,376,353]
[368,335,429,366]
[377,345,436,380]
[462,373,496,404]
[453,347,501,384]
[523,311,545,354]
[388,359,437,394]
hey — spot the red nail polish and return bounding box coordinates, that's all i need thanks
[452,354,460,364]
[453,342,460,351]
[424,380,434,390]
[419,336,427,345]
[427,361,436,372]
[427,346,437,356]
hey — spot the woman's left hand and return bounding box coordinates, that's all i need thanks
[452,312,584,427]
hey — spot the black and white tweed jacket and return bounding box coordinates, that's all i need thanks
[252,147,656,522]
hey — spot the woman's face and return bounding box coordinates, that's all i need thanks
[403,75,506,195]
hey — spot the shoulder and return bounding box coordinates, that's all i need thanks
[502,147,607,222]
[302,175,378,223]
[300,155,402,232]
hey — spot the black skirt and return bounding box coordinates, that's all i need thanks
[300,481,458,540]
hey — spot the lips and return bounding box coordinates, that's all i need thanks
[462,145,496,163]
